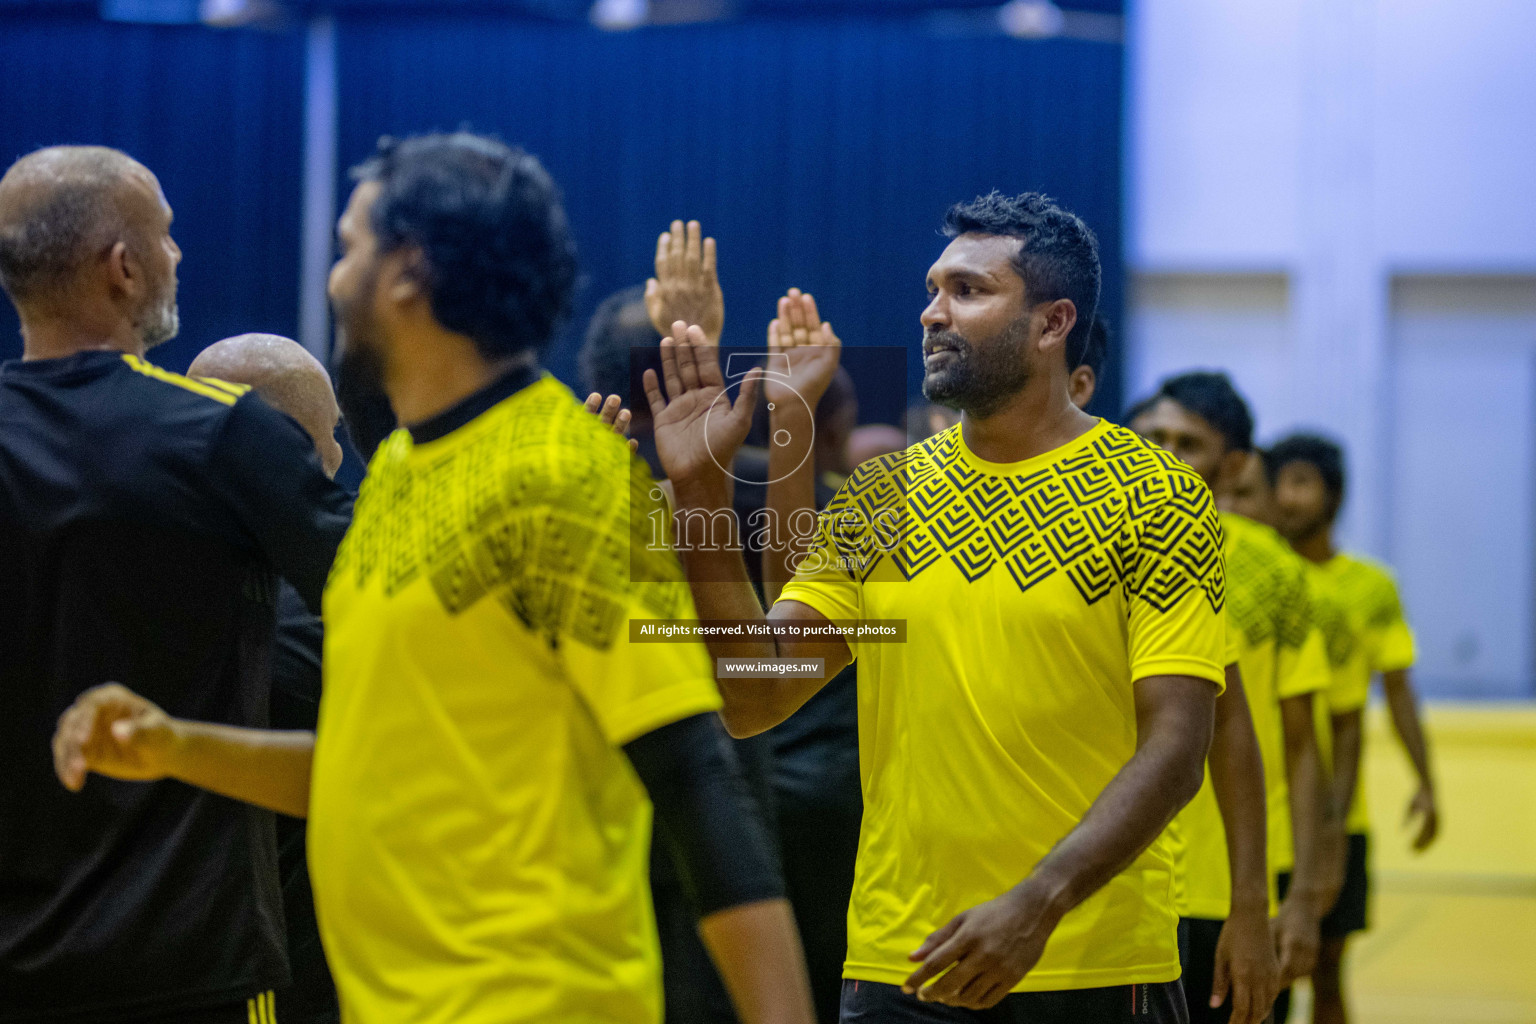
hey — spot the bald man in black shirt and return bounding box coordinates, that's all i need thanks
[0,147,351,1023]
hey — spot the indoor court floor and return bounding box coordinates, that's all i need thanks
[1301,705,1536,1024]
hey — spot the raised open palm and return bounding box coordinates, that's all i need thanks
[765,288,842,415]
[643,322,762,487]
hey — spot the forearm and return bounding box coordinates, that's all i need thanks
[1208,668,1269,915]
[167,720,314,818]
[1383,670,1435,790]
[763,404,818,606]
[1021,713,1207,923]
[673,477,775,657]
[699,899,815,1024]
[1329,710,1363,829]
[1284,700,1333,908]
[672,479,837,736]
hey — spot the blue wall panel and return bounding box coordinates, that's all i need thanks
[336,14,1124,419]
[0,13,304,371]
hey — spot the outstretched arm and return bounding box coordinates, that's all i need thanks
[900,674,1217,1010]
[643,325,852,737]
[762,289,842,605]
[53,683,314,818]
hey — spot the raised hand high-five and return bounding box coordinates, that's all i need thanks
[583,391,640,453]
[765,288,842,415]
[646,220,724,345]
[643,321,761,492]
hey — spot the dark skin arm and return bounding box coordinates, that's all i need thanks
[644,324,852,736]
[1329,707,1364,839]
[762,290,841,606]
[1207,665,1280,1024]
[1382,668,1439,850]
[900,675,1217,1010]
[1276,693,1332,984]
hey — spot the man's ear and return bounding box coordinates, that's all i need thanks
[1068,365,1097,410]
[105,240,136,298]
[1035,297,1078,360]
[382,247,429,307]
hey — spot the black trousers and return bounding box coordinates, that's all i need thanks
[839,978,1188,1024]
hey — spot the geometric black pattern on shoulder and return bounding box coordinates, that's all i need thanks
[812,423,1225,614]
[1307,574,1359,670]
[1330,555,1407,633]
[1224,514,1313,651]
[329,379,688,650]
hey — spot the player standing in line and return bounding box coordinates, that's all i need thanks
[1269,434,1438,1024]
[1072,342,1279,1024]
[52,132,815,1024]
[646,191,1225,1023]
[1128,375,1341,1023]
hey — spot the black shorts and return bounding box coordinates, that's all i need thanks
[1320,833,1370,938]
[839,977,1188,1024]
[1177,917,1233,1024]
[1275,832,1370,940]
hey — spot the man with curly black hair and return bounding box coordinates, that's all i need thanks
[54,132,814,1024]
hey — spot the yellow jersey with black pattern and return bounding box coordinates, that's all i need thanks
[779,419,1226,992]
[1308,553,1416,834]
[310,375,719,1024]
[1172,513,1330,919]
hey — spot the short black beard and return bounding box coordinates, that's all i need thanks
[332,272,396,464]
[920,316,1032,420]
[335,337,395,464]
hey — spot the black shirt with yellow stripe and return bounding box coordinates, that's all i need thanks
[0,351,352,1022]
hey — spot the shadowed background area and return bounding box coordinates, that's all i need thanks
[0,1,1126,429]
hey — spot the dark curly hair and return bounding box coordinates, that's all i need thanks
[352,131,578,360]
[1269,432,1346,504]
[578,285,660,399]
[1156,370,1254,452]
[942,191,1101,368]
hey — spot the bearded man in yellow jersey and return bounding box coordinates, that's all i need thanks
[644,192,1225,1024]
[1128,374,1340,1024]
[52,132,816,1024]
[1268,434,1439,1024]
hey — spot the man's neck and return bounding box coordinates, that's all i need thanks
[1291,525,1336,564]
[20,316,144,362]
[386,330,532,428]
[958,377,1097,465]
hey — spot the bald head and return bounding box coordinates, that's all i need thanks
[190,334,344,478]
[0,146,180,353]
